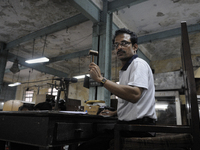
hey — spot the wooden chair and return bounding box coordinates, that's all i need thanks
[112,22,200,150]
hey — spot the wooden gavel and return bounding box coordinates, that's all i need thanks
[88,50,98,62]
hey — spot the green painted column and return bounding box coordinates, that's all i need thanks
[89,23,100,100]
[97,15,112,106]
[0,42,7,94]
[96,0,113,106]
[89,1,113,107]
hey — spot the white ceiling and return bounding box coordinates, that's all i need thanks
[1,0,200,83]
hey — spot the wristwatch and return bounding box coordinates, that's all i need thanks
[101,77,107,85]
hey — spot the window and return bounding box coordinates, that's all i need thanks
[48,88,58,100]
[24,90,34,102]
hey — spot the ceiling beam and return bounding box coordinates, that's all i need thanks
[5,14,89,50]
[108,0,147,13]
[6,23,199,76]
[45,49,90,64]
[138,23,200,44]
[6,49,91,75]
[7,53,68,77]
[68,0,100,23]
[7,23,199,65]
[6,49,90,75]
[7,23,200,64]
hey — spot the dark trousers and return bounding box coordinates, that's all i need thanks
[117,117,156,137]
[76,117,156,150]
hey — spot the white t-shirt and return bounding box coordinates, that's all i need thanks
[117,57,157,121]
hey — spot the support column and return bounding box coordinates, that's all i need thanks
[0,42,7,94]
[89,0,113,106]
[103,11,113,106]
[89,23,100,100]
[96,0,113,106]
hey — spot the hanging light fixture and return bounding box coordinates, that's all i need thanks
[8,82,21,87]
[10,45,20,74]
[73,74,90,79]
[25,36,49,64]
[25,57,49,64]
[8,71,21,87]
[10,58,20,74]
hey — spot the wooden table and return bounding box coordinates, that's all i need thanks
[0,111,117,150]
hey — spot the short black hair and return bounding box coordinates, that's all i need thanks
[113,28,138,45]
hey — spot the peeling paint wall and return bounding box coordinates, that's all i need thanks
[68,80,89,106]
[151,57,182,73]
[151,54,200,73]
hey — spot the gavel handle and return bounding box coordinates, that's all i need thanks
[92,55,94,62]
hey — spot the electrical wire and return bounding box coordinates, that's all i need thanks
[17,71,20,82]
[21,78,52,84]
[32,39,35,58]
[42,35,47,56]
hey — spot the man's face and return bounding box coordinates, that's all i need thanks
[114,33,137,62]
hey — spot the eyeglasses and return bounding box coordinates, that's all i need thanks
[113,41,132,49]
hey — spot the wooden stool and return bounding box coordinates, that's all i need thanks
[110,133,192,150]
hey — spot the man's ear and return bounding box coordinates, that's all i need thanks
[132,43,138,50]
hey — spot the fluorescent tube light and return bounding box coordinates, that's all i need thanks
[25,57,49,64]
[155,104,168,110]
[73,74,90,79]
[8,82,21,87]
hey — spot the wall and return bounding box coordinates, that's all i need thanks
[15,79,89,106]
[0,82,17,101]
[68,80,89,106]
[151,54,200,73]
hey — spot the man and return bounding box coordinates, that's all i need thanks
[89,28,157,124]
[77,28,157,150]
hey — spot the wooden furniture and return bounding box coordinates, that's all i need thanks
[66,98,81,111]
[3,100,23,111]
[113,21,200,150]
[0,111,117,150]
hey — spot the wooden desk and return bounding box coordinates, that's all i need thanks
[0,111,117,150]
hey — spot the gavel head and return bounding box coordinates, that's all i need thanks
[88,50,98,62]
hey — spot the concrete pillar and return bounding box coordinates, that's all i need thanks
[0,42,7,94]
[89,23,99,101]
[88,0,113,106]
[96,12,112,106]
[96,0,112,106]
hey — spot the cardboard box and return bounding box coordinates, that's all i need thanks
[84,105,99,115]
[35,94,46,105]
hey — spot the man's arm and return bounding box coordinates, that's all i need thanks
[103,80,143,103]
[99,109,117,117]
[89,62,143,103]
